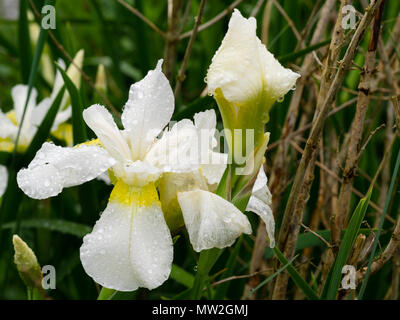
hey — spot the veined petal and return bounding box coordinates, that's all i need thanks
[80,181,173,291]
[178,189,251,252]
[246,167,275,247]
[122,59,174,159]
[17,142,116,199]
[83,104,131,162]
[206,9,262,103]
[0,165,8,197]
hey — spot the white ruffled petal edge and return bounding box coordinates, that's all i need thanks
[17,142,116,199]
[178,189,251,252]
[246,167,275,247]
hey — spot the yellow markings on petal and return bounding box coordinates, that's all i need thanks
[0,138,14,152]
[109,178,160,207]
[108,169,118,185]
[52,123,73,146]
[6,111,18,126]
[74,138,103,149]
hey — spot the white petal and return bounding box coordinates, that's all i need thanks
[83,104,131,162]
[178,189,251,252]
[50,59,66,101]
[194,109,217,131]
[206,9,262,103]
[30,97,52,127]
[52,106,72,131]
[0,111,17,139]
[246,168,275,247]
[206,9,300,103]
[17,142,116,199]
[11,84,38,125]
[66,50,84,91]
[145,119,200,173]
[80,188,173,291]
[0,165,8,197]
[120,160,161,187]
[96,171,112,185]
[200,151,228,186]
[122,60,174,159]
[194,109,227,185]
[257,39,300,102]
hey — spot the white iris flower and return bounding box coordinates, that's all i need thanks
[17,59,275,292]
[0,50,84,198]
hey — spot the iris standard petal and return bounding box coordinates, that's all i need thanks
[80,180,173,291]
[257,39,300,102]
[206,9,300,104]
[17,142,116,199]
[206,9,262,103]
[121,59,174,159]
[177,189,251,252]
[145,119,200,173]
[83,104,132,162]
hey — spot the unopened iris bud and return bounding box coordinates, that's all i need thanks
[95,64,107,93]
[12,235,42,289]
[67,49,85,90]
[206,9,300,162]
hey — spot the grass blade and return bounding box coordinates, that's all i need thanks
[273,247,319,300]
[18,0,32,84]
[359,146,400,299]
[55,64,87,144]
[214,237,242,299]
[2,218,91,238]
[325,189,372,299]
[278,39,331,64]
[170,264,195,288]
[248,254,298,298]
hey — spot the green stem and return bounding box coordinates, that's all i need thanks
[189,248,221,300]
[97,287,117,300]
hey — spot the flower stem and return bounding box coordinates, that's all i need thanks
[189,248,221,299]
[97,287,117,300]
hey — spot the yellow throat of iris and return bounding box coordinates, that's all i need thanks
[109,178,160,207]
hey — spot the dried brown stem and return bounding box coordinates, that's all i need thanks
[116,0,166,38]
[174,0,207,98]
[179,0,245,40]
